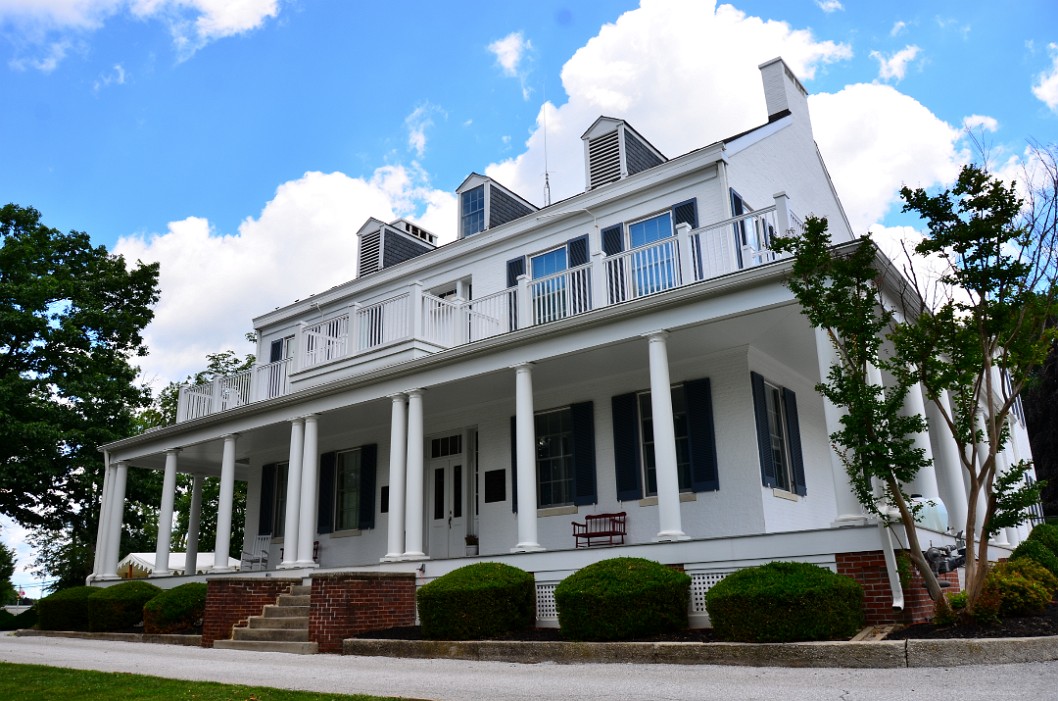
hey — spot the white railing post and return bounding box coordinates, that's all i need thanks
[176,384,189,422]
[675,222,695,285]
[350,303,362,353]
[409,281,424,340]
[209,377,223,416]
[455,296,469,345]
[591,251,607,310]
[517,274,532,329]
[293,322,306,373]
[773,191,791,235]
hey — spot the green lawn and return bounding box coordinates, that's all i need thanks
[0,662,427,701]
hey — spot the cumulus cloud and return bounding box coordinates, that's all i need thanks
[115,168,456,385]
[0,0,279,68]
[870,44,921,82]
[1032,43,1058,112]
[816,1,843,13]
[962,114,999,133]
[92,62,126,91]
[488,30,534,100]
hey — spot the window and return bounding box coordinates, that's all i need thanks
[461,185,485,237]
[317,445,377,534]
[334,449,362,531]
[612,378,718,501]
[627,211,676,295]
[637,386,691,496]
[510,402,597,511]
[750,372,806,496]
[531,246,568,324]
[256,462,287,538]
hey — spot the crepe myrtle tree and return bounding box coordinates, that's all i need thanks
[774,156,1057,610]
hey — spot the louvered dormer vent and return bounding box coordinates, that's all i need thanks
[588,130,622,189]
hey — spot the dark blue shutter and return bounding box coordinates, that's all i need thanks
[507,257,526,287]
[685,378,719,492]
[570,402,597,506]
[672,198,698,228]
[359,444,378,529]
[783,389,807,496]
[751,372,778,488]
[510,416,518,513]
[567,235,589,267]
[612,392,643,501]
[317,451,336,534]
[602,224,624,256]
[269,340,283,363]
[258,463,275,535]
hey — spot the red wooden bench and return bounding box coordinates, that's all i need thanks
[572,512,627,548]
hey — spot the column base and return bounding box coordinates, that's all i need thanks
[654,531,690,542]
[833,514,870,527]
[511,543,546,553]
[149,570,172,578]
[276,562,303,570]
[95,573,121,582]
[293,561,320,569]
[401,552,428,560]
[210,567,236,574]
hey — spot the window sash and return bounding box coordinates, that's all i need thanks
[764,382,793,492]
[637,386,691,496]
[535,407,574,508]
[273,462,289,538]
[335,449,362,531]
[461,186,485,237]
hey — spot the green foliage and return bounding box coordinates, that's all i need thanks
[554,558,690,641]
[35,585,96,631]
[934,591,969,625]
[992,558,1058,598]
[705,562,864,643]
[1027,522,1058,555]
[416,562,535,640]
[87,580,161,632]
[143,582,207,634]
[0,606,38,631]
[0,540,16,605]
[1011,538,1058,577]
[985,567,1051,617]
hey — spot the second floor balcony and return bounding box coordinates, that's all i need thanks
[176,196,796,422]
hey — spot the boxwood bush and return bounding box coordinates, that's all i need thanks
[1027,522,1058,556]
[992,558,1058,599]
[985,566,1051,617]
[417,562,535,640]
[143,582,207,634]
[36,586,96,631]
[705,561,864,642]
[554,557,690,641]
[1011,538,1058,578]
[88,580,161,632]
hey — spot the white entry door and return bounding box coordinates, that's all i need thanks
[427,434,465,559]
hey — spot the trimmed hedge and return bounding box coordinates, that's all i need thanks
[87,580,161,632]
[992,558,1058,598]
[1027,522,1058,556]
[417,562,535,640]
[986,567,1051,617]
[36,586,96,631]
[143,582,207,634]
[555,558,690,641]
[706,561,864,642]
[1011,538,1058,578]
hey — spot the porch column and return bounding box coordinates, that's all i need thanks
[901,381,944,532]
[645,332,688,541]
[152,449,180,577]
[814,326,865,524]
[280,417,305,567]
[90,454,113,580]
[384,394,408,561]
[183,473,204,576]
[100,461,128,580]
[296,414,320,567]
[927,389,968,532]
[212,434,238,572]
[513,364,544,552]
[404,390,427,558]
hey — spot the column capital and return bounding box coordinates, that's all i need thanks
[510,361,535,372]
[405,388,425,399]
[221,433,239,441]
[289,416,305,426]
[164,448,182,456]
[642,329,670,342]
[388,392,408,402]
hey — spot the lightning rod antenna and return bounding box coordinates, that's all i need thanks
[543,83,552,207]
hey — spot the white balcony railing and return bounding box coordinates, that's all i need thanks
[177,195,797,421]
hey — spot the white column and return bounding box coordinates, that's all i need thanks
[404,390,427,558]
[296,415,320,567]
[100,461,128,580]
[902,381,941,504]
[927,389,968,532]
[212,434,238,572]
[152,449,180,577]
[513,364,544,552]
[814,327,865,524]
[645,332,688,541]
[183,473,203,576]
[90,454,113,581]
[384,394,408,561]
[280,418,305,567]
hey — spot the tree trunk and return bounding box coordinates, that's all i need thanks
[887,475,945,602]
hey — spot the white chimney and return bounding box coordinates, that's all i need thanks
[758,57,809,121]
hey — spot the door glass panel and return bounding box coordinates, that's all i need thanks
[433,468,445,520]
[453,464,463,518]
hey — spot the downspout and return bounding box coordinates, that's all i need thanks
[879,520,905,611]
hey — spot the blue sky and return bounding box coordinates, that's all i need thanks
[1,0,1056,589]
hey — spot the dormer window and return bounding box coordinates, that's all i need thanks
[461,185,486,237]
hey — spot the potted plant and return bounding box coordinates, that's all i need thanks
[465,534,479,556]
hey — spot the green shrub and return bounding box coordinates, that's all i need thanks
[705,561,864,643]
[87,580,161,632]
[1011,538,1058,578]
[555,558,690,641]
[992,559,1058,598]
[934,591,968,625]
[417,562,535,640]
[0,609,14,630]
[10,607,38,630]
[143,583,207,634]
[986,568,1051,617]
[968,579,1003,626]
[36,586,96,631]
[1027,522,1058,557]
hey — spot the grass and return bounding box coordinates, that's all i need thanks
[0,663,424,701]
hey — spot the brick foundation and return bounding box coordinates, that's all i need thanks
[202,577,302,647]
[309,572,417,653]
[836,550,959,626]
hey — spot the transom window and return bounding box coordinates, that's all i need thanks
[461,185,485,237]
[334,449,362,531]
[536,407,574,508]
[431,434,463,458]
[637,386,691,496]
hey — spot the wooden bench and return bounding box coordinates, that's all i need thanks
[572,512,627,548]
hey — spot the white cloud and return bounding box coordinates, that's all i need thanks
[92,62,126,91]
[890,20,908,37]
[115,168,456,385]
[405,103,444,158]
[1032,43,1058,112]
[816,1,843,13]
[870,44,921,83]
[488,31,534,100]
[7,39,71,72]
[0,0,279,68]
[962,114,999,133]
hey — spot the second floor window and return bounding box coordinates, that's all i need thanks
[461,185,485,237]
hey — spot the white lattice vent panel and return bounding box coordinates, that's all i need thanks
[536,583,559,620]
[689,571,734,614]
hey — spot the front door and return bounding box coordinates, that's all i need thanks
[427,434,464,559]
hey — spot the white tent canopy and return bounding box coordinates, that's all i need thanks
[116,552,240,577]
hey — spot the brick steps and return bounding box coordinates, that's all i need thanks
[217,583,317,655]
